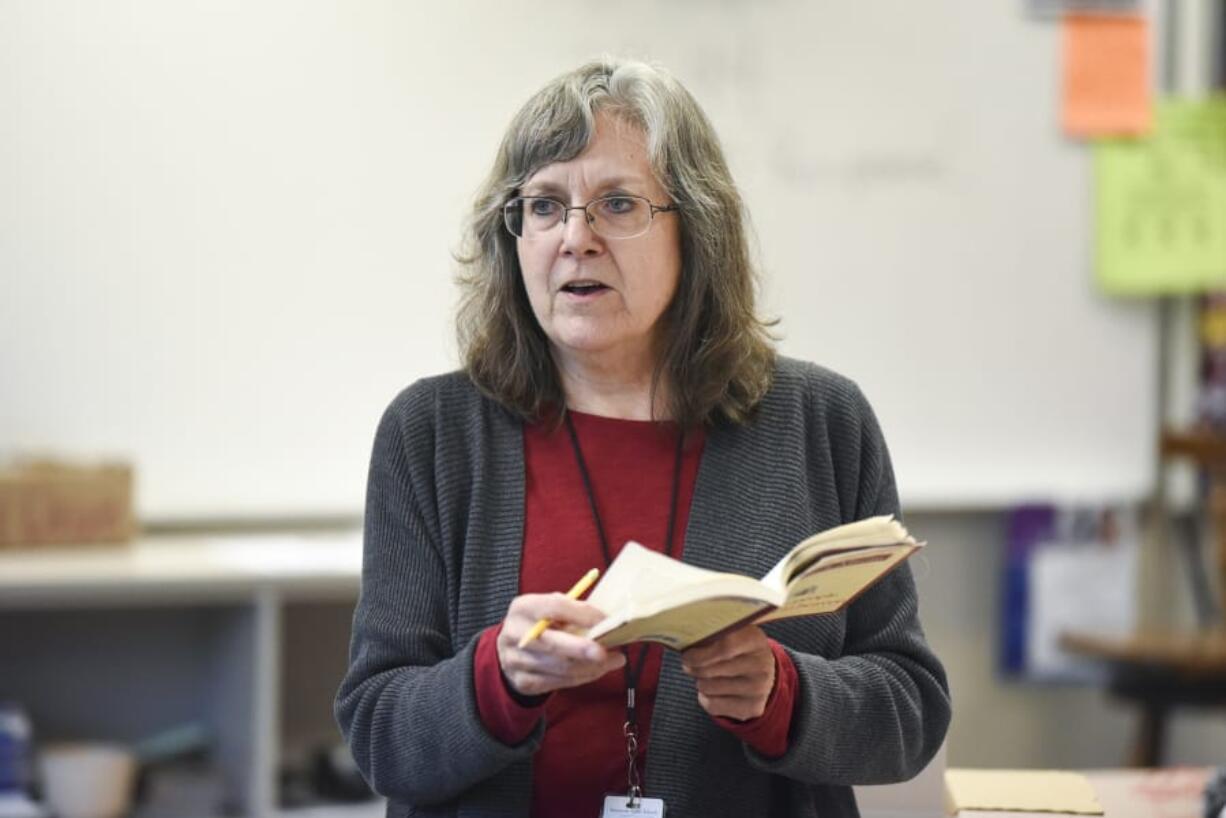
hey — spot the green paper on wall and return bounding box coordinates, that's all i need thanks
[1095,98,1226,295]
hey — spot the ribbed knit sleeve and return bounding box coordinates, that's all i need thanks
[333,385,544,805]
[742,380,951,786]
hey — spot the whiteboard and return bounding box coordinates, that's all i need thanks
[0,1,1159,519]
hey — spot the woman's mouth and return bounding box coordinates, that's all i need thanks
[560,281,610,298]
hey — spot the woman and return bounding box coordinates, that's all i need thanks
[336,57,950,818]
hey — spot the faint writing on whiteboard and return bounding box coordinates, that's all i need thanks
[1028,0,1138,17]
[771,147,949,188]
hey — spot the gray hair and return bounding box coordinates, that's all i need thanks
[456,57,775,427]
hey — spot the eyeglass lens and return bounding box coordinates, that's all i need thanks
[505,196,654,240]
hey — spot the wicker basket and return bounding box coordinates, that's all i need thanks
[0,460,136,547]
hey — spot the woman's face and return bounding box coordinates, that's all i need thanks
[516,112,682,372]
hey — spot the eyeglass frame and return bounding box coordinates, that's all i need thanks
[502,194,680,241]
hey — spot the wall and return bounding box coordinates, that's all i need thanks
[2,1,1159,518]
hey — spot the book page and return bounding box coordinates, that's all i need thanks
[590,596,774,650]
[585,542,781,649]
[778,516,914,586]
[585,541,749,614]
[756,545,916,623]
[759,514,905,591]
[800,514,898,546]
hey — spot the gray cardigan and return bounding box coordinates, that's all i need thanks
[335,357,951,818]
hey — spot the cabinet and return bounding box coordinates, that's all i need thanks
[0,529,948,815]
[0,531,376,817]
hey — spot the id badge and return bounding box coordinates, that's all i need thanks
[601,795,665,817]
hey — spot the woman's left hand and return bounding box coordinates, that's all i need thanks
[680,625,777,721]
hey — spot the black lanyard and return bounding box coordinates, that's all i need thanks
[563,411,684,796]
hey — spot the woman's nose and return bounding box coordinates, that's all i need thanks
[559,207,602,255]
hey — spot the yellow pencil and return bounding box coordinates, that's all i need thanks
[517,567,601,649]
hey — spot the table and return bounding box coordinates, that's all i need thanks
[1061,630,1226,766]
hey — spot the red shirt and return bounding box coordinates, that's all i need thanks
[473,410,798,817]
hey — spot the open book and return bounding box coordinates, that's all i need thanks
[583,515,922,650]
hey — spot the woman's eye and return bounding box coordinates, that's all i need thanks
[528,199,561,217]
[601,196,639,215]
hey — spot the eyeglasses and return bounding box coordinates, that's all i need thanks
[503,194,679,240]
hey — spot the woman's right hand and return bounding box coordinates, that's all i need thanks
[496,593,626,697]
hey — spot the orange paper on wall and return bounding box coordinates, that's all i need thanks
[1062,13,1151,137]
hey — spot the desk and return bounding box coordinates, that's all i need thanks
[0,532,363,818]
